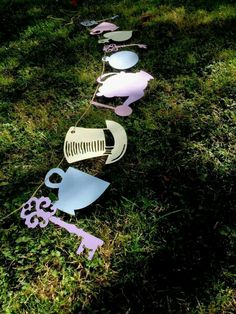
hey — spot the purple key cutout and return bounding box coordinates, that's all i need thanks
[103,44,147,53]
[20,197,104,260]
[50,216,104,260]
[20,196,57,228]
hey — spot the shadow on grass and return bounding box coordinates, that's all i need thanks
[87,110,235,311]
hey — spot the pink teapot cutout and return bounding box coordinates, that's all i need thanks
[90,22,119,35]
[91,70,153,116]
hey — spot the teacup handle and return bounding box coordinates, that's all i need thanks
[45,168,65,189]
[102,56,110,62]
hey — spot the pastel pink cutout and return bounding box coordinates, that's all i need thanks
[93,70,154,116]
[90,22,119,35]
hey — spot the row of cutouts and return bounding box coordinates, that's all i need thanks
[20,16,153,260]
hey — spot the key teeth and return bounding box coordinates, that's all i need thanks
[76,235,104,260]
[76,244,97,260]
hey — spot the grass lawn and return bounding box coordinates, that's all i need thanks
[0,0,235,313]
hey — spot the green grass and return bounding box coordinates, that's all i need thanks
[0,0,236,313]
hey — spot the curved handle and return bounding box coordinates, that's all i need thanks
[102,56,109,62]
[97,72,118,83]
[90,29,102,35]
[45,168,65,189]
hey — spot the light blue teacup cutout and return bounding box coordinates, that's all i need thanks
[45,167,110,215]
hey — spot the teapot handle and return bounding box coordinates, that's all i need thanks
[97,72,118,83]
[45,168,65,189]
[90,29,103,35]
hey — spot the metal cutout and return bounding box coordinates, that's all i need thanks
[64,120,127,164]
[92,71,154,116]
[90,22,119,35]
[20,197,104,260]
[102,51,139,70]
[98,31,133,43]
[44,167,110,215]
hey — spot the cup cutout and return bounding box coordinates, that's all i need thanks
[44,167,110,215]
[64,120,127,164]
